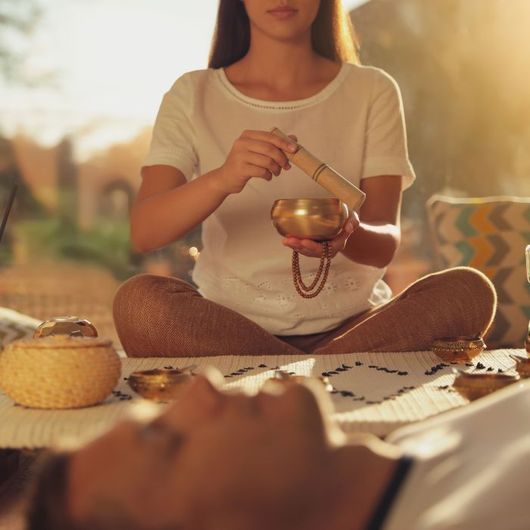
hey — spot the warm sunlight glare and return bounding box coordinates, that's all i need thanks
[1,0,368,161]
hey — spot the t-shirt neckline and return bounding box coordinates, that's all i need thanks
[216,62,349,111]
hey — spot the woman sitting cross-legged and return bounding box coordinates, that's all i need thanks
[113,0,496,357]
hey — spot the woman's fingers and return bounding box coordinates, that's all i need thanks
[218,129,298,194]
[325,215,359,254]
[346,212,360,233]
[245,152,282,176]
[282,220,358,258]
[282,238,327,258]
[280,211,360,258]
[284,238,320,253]
[240,139,290,170]
[243,162,273,180]
[241,129,298,155]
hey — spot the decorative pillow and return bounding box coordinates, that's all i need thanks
[427,195,530,348]
[0,308,41,349]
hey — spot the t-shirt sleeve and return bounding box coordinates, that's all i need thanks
[361,70,416,190]
[142,74,198,180]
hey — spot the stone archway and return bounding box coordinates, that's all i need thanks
[97,178,134,221]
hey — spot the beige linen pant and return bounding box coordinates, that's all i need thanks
[113,267,496,357]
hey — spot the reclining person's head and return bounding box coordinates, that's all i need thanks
[27,371,399,530]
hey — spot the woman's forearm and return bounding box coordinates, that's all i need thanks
[130,169,228,252]
[341,222,401,268]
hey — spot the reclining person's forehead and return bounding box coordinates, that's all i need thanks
[171,373,328,413]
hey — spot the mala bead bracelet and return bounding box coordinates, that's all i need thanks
[291,241,332,299]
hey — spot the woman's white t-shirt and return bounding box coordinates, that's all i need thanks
[143,63,415,336]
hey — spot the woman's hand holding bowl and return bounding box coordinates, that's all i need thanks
[282,212,359,258]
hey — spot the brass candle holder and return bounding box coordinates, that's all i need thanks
[128,368,195,402]
[431,336,485,363]
[271,198,348,298]
[452,371,518,401]
[510,354,530,379]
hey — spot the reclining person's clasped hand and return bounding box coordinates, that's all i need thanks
[27,371,530,530]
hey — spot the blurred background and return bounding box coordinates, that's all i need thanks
[1,0,530,340]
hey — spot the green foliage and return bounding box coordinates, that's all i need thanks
[15,217,135,280]
[14,217,66,255]
[0,244,12,267]
[59,221,134,280]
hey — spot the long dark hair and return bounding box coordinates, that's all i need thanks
[208,0,359,68]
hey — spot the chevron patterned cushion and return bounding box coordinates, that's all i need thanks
[427,195,530,348]
[0,308,40,349]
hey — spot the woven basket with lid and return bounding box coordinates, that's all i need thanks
[0,336,121,409]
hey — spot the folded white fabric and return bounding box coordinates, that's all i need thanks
[0,307,41,348]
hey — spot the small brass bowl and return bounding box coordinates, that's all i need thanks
[453,372,518,401]
[432,337,485,363]
[34,316,98,339]
[128,369,194,402]
[510,354,530,379]
[271,198,348,241]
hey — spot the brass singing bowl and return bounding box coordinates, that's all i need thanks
[128,368,194,402]
[271,198,349,241]
[453,372,518,401]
